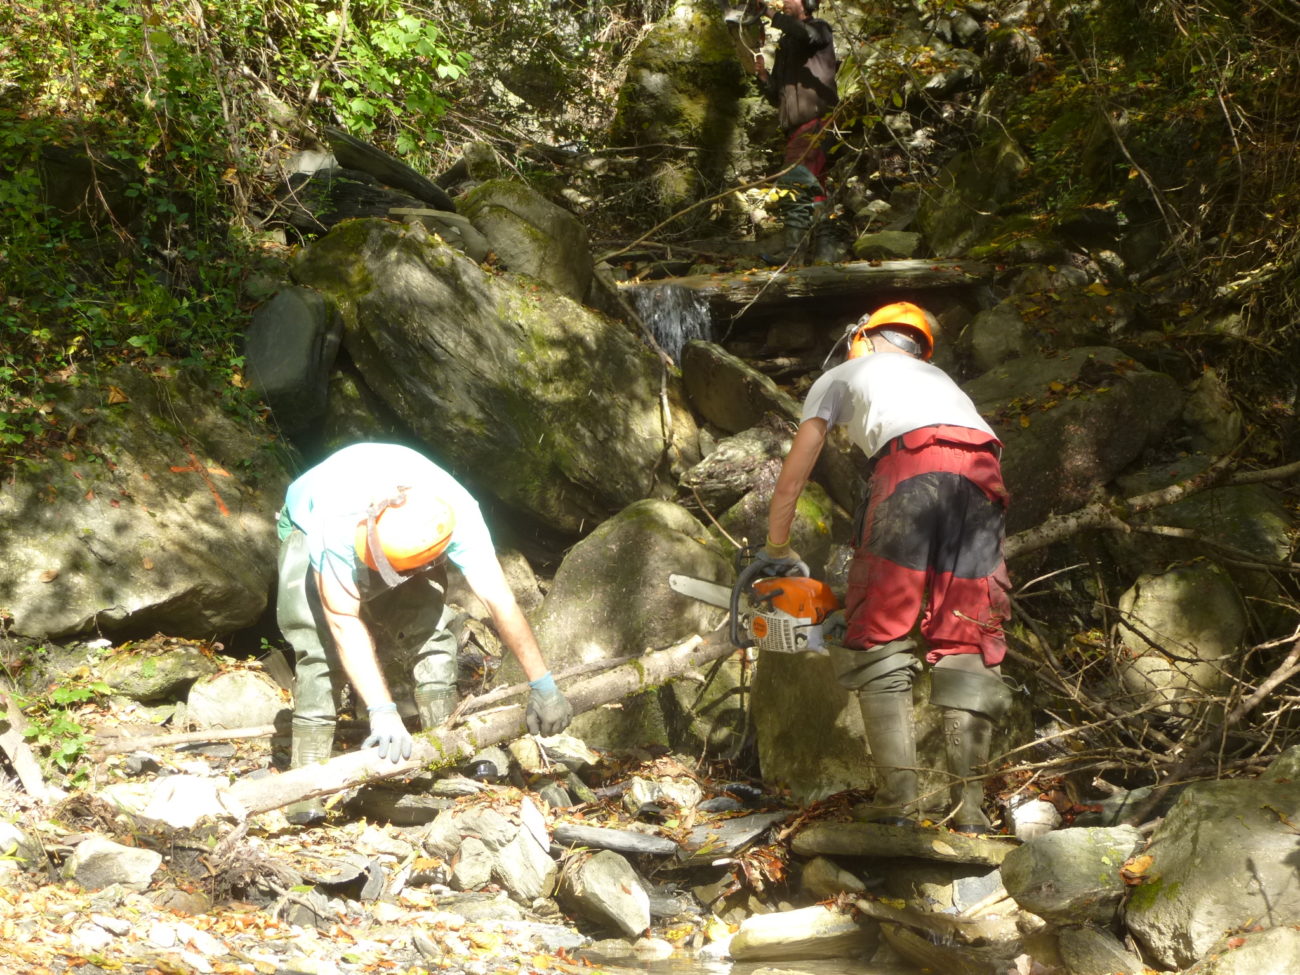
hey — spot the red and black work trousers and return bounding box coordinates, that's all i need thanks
[843,425,1011,667]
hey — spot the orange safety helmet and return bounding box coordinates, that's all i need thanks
[354,485,455,576]
[847,301,937,361]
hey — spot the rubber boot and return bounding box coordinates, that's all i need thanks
[855,689,920,826]
[415,684,458,731]
[285,724,334,825]
[942,708,996,834]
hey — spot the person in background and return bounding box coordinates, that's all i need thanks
[754,0,841,264]
[275,442,573,822]
[747,302,1013,833]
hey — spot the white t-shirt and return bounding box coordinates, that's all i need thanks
[278,443,500,596]
[801,354,995,458]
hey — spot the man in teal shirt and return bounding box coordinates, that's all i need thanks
[277,442,572,822]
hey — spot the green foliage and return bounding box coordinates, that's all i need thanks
[0,0,475,468]
[5,679,111,782]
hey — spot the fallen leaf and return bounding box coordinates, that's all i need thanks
[1120,853,1154,884]
[107,385,129,405]
[39,570,58,583]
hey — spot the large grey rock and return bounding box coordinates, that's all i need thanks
[999,826,1143,924]
[492,827,557,903]
[1124,778,1300,970]
[1112,455,1291,606]
[63,836,162,892]
[243,286,343,436]
[680,340,800,434]
[292,218,699,534]
[186,669,288,729]
[608,0,748,227]
[1056,924,1147,975]
[558,850,651,938]
[518,499,731,749]
[916,136,1029,257]
[965,347,1183,533]
[1184,926,1300,975]
[457,179,592,300]
[0,361,288,640]
[1112,563,1246,720]
[100,644,219,702]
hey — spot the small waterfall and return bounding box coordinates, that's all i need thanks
[629,284,712,362]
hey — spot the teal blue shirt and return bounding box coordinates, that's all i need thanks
[278,443,499,596]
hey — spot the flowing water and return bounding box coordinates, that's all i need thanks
[630,283,713,362]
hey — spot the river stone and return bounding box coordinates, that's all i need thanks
[999,826,1143,925]
[729,904,879,961]
[1112,563,1245,721]
[608,0,748,226]
[292,218,698,535]
[1124,778,1300,970]
[63,836,162,892]
[243,285,343,436]
[852,230,922,260]
[100,645,220,703]
[678,419,792,514]
[186,669,288,729]
[915,135,1029,258]
[965,347,1183,534]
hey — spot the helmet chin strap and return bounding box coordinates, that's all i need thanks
[365,489,410,587]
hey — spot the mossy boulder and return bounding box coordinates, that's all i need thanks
[292,218,699,535]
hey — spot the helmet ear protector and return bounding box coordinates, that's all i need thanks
[844,301,936,361]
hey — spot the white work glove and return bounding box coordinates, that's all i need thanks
[362,702,413,764]
[526,672,574,737]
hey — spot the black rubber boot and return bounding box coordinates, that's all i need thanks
[942,707,997,834]
[854,689,921,826]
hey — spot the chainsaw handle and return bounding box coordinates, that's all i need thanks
[730,561,764,649]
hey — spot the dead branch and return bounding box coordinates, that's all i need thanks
[1005,455,1300,561]
[1120,635,1300,825]
[219,634,729,820]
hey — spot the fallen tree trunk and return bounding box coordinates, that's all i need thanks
[221,634,729,819]
[92,651,642,759]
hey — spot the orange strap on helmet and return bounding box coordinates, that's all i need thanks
[354,485,455,585]
[847,301,936,360]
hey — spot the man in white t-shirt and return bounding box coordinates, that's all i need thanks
[275,442,573,822]
[749,302,1013,832]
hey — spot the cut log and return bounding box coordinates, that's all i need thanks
[220,634,731,820]
[620,259,993,324]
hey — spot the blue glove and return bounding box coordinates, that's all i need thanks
[362,703,413,764]
[526,672,574,737]
[741,539,810,587]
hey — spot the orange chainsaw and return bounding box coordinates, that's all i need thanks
[669,566,842,655]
